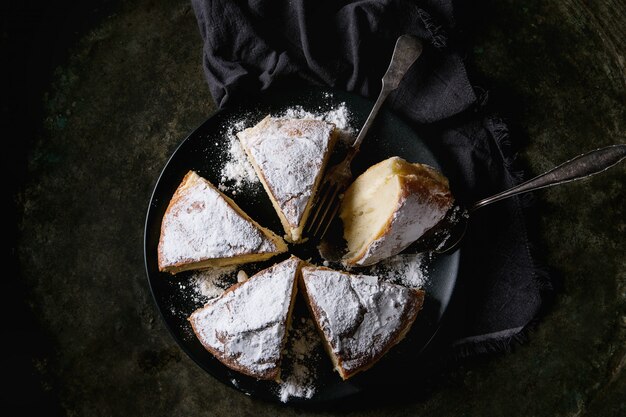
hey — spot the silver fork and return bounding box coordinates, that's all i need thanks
[428,143,626,254]
[306,34,424,238]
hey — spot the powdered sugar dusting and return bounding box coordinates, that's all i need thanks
[279,103,352,131]
[158,172,279,270]
[218,101,355,195]
[219,120,259,193]
[168,267,241,341]
[189,266,240,302]
[354,192,445,266]
[277,317,321,402]
[346,158,453,267]
[237,117,336,231]
[189,257,299,375]
[301,267,422,373]
[278,103,354,146]
[369,253,428,289]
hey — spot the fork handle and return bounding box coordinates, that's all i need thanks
[471,144,626,211]
[349,35,424,155]
[350,87,393,156]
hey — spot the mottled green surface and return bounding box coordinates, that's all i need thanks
[13,0,625,415]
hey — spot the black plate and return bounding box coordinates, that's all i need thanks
[144,86,460,405]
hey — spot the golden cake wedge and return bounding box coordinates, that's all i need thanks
[339,156,454,266]
[299,265,425,380]
[188,256,302,381]
[236,116,338,242]
[157,171,287,274]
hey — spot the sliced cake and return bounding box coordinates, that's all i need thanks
[236,116,338,242]
[339,156,454,266]
[157,170,287,274]
[188,256,302,381]
[299,265,425,380]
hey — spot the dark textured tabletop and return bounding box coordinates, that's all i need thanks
[7,0,625,415]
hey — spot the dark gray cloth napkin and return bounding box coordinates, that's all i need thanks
[190,0,554,358]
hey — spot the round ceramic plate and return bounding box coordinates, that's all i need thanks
[144,86,460,405]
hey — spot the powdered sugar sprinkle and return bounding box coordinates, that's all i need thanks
[369,253,428,289]
[219,120,259,194]
[218,101,355,195]
[189,257,299,375]
[278,317,321,402]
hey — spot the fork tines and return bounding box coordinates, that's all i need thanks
[306,181,344,239]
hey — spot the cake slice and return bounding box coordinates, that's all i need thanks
[157,170,287,274]
[188,256,302,381]
[236,116,338,242]
[339,156,454,267]
[299,265,425,380]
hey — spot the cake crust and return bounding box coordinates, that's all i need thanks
[237,116,338,242]
[157,171,287,274]
[340,157,454,267]
[299,265,425,380]
[188,256,302,381]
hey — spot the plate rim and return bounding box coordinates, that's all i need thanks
[142,85,461,405]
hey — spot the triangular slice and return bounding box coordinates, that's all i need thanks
[158,171,287,274]
[340,156,454,267]
[299,265,425,380]
[236,116,338,242]
[188,256,302,381]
